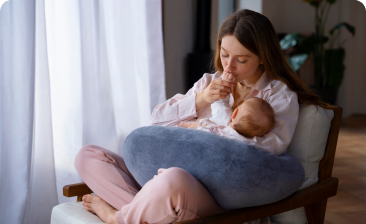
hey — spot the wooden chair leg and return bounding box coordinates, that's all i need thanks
[304,199,328,224]
[77,195,83,202]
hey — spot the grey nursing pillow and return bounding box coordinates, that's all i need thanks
[123,126,305,210]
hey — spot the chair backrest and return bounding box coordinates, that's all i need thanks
[318,105,342,181]
[287,104,336,190]
[270,105,342,224]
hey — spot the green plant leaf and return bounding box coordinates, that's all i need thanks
[280,33,304,50]
[329,22,356,36]
[326,0,337,4]
[289,54,308,71]
[324,48,345,88]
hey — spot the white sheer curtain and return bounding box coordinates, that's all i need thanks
[0,0,165,223]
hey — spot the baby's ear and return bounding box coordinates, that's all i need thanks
[232,108,238,119]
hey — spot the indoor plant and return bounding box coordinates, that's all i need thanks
[280,0,355,104]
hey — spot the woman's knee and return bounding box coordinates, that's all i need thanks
[155,167,197,194]
[74,144,99,173]
[155,168,224,216]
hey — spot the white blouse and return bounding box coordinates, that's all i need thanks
[150,71,299,156]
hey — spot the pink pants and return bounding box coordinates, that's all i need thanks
[74,145,225,224]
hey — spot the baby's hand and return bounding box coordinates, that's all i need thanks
[222,70,235,83]
[178,121,198,129]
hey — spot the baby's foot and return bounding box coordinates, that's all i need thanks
[222,70,235,83]
[82,194,118,224]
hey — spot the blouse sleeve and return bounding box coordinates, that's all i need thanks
[210,96,233,126]
[150,73,215,127]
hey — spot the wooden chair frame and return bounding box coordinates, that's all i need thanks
[63,106,342,224]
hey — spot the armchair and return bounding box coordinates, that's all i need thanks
[52,105,342,224]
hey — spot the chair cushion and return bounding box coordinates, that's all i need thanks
[270,104,334,223]
[51,202,104,224]
[122,125,305,210]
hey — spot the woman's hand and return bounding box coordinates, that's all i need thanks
[196,71,235,111]
[178,121,199,129]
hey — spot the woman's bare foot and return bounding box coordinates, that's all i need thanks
[82,194,118,224]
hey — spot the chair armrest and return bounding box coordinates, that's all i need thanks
[63,183,93,202]
[175,177,338,224]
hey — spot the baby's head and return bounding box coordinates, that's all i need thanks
[231,97,275,138]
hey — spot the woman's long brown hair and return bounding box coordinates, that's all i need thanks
[213,9,329,108]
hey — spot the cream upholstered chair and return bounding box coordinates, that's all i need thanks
[51,105,342,224]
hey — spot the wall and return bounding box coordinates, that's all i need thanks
[164,0,222,98]
[263,0,314,34]
[339,0,366,117]
[263,0,366,117]
[163,0,195,98]
[237,0,263,13]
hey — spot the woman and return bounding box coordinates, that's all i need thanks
[76,9,327,224]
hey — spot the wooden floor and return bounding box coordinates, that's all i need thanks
[324,114,366,224]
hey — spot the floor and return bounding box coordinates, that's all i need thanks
[324,114,366,224]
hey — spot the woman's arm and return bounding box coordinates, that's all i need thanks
[196,78,235,111]
[150,93,199,127]
[151,72,234,127]
[195,91,209,111]
[150,74,211,127]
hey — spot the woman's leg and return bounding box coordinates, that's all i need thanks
[75,145,224,224]
[75,144,141,210]
[119,167,225,223]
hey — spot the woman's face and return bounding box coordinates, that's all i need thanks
[220,35,263,84]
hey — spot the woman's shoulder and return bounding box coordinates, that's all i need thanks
[256,72,296,100]
[269,78,298,101]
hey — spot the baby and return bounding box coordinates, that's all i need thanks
[209,72,275,138]
[227,97,275,138]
